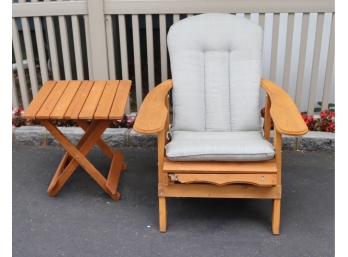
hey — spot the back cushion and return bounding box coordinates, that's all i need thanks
[167,13,263,132]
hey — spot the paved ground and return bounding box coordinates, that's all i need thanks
[12,145,335,257]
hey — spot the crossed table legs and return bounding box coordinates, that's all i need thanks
[40,119,126,200]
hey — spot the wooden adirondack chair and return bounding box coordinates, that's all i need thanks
[133,13,308,234]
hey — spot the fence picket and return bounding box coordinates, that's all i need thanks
[307,13,325,115]
[146,14,155,91]
[282,13,295,94]
[118,14,131,114]
[321,13,335,112]
[72,15,84,80]
[12,18,30,108]
[295,13,310,110]
[11,0,335,115]
[159,14,168,81]
[84,15,93,80]
[106,14,116,80]
[12,74,19,109]
[132,14,143,111]
[58,15,73,80]
[46,16,61,80]
[21,17,39,96]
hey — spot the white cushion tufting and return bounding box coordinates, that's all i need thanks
[166,13,274,161]
[165,131,275,161]
[168,13,263,132]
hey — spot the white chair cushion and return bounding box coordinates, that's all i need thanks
[165,131,275,161]
[167,13,263,132]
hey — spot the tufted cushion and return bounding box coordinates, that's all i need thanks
[166,13,274,161]
[165,131,275,161]
[168,13,263,132]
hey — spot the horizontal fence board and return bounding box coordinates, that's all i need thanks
[13,0,334,18]
[104,0,334,14]
[13,1,88,18]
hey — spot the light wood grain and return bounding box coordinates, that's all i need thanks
[79,80,107,119]
[22,80,57,119]
[272,199,281,234]
[36,81,70,119]
[159,184,282,199]
[109,80,132,119]
[50,80,82,119]
[64,80,94,119]
[164,158,277,173]
[106,149,124,195]
[133,79,173,134]
[261,78,308,136]
[94,80,119,119]
[173,173,277,186]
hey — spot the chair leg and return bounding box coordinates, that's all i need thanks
[272,199,281,235]
[159,197,167,232]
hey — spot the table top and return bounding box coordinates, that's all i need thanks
[23,80,132,120]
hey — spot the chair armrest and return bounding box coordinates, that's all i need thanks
[133,79,173,134]
[260,78,308,136]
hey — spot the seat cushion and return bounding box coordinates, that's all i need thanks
[165,131,275,161]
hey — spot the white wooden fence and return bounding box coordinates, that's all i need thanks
[12,0,335,116]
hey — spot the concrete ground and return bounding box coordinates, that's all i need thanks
[12,144,335,257]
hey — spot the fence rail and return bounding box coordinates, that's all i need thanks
[12,0,335,116]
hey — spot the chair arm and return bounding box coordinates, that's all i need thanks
[260,78,308,136]
[133,79,173,134]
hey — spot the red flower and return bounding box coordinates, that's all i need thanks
[308,115,313,122]
[330,112,335,118]
[329,123,335,132]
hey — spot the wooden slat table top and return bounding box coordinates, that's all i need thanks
[23,80,132,120]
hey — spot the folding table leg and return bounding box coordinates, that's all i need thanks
[76,120,127,170]
[106,149,124,198]
[47,122,99,188]
[41,120,121,200]
[76,120,114,160]
[47,120,105,191]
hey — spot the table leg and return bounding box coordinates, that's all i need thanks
[41,119,122,200]
[76,120,114,160]
[76,120,128,171]
[49,120,104,186]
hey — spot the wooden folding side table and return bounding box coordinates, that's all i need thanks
[22,80,132,200]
